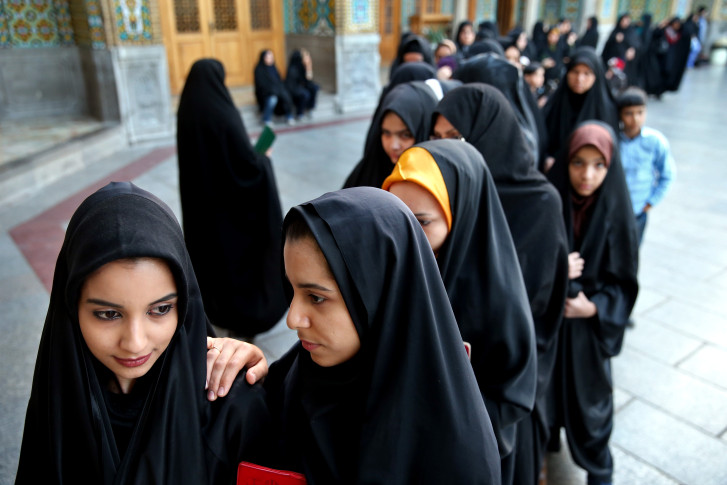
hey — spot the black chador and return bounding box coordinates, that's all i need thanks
[176,59,287,337]
[542,47,619,163]
[265,187,502,484]
[343,81,438,189]
[546,122,639,483]
[435,85,569,485]
[383,140,538,485]
[16,182,273,484]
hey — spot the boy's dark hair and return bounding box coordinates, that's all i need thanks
[523,62,542,75]
[617,86,647,111]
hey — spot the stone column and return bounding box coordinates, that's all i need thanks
[100,0,172,143]
[334,0,381,114]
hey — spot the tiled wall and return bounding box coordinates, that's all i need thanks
[286,0,335,35]
[0,0,74,47]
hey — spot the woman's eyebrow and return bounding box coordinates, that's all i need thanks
[298,282,333,292]
[150,293,178,305]
[85,298,122,308]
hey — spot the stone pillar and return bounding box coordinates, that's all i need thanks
[100,0,173,143]
[334,0,381,114]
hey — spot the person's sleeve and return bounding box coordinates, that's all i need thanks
[647,132,676,207]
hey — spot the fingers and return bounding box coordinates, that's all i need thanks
[205,338,270,401]
[207,339,239,401]
[245,352,269,385]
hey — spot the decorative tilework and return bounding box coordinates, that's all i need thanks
[85,0,106,49]
[0,6,10,46]
[290,0,334,35]
[477,0,496,22]
[563,0,580,21]
[541,0,561,25]
[114,0,152,42]
[54,0,73,44]
[1,0,64,47]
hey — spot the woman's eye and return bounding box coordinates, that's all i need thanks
[402,132,414,140]
[149,304,174,316]
[94,310,121,321]
[418,219,431,227]
[309,294,325,304]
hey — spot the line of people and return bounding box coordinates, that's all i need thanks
[17,12,678,484]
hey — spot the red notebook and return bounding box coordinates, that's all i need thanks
[237,462,307,485]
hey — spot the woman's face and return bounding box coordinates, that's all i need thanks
[284,236,361,367]
[567,63,596,94]
[381,112,415,164]
[387,181,450,255]
[548,29,560,45]
[524,68,545,90]
[263,51,274,65]
[505,46,521,66]
[431,114,463,140]
[569,145,609,197]
[434,45,452,63]
[459,25,475,46]
[78,258,178,394]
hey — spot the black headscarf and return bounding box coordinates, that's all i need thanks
[254,49,294,113]
[542,47,619,161]
[265,187,502,484]
[343,81,438,189]
[545,122,638,479]
[434,86,569,484]
[532,21,548,54]
[453,54,547,166]
[388,33,434,79]
[284,49,314,94]
[455,20,475,60]
[16,182,273,484]
[577,16,599,48]
[176,59,287,337]
[388,140,537,466]
[601,14,641,64]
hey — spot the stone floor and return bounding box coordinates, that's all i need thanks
[1,65,726,484]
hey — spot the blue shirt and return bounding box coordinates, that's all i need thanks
[619,126,676,215]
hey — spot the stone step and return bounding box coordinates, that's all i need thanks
[0,123,127,206]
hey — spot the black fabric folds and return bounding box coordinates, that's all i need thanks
[435,86,568,483]
[343,81,438,188]
[265,187,502,484]
[543,47,619,162]
[407,141,537,474]
[388,33,434,79]
[546,122,639,480]
[453,55,547,166]
[177,59,287,336]
[577,17,599,49]
[16,182,273,484]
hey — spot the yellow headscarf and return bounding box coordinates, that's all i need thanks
[382,147,452,230]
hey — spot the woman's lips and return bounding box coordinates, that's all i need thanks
[300,340,320,352]
[114,353,152,367]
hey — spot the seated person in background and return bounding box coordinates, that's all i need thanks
[254,49,294,125]
[16,182,274,484]
[285,48,320,121]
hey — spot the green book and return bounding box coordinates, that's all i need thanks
[254,125,276,154]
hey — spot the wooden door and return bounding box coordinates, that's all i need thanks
[496,0,516,34]
[379,0,401,65]
[160,0,284,94]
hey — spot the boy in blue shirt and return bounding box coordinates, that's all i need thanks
[617,87,676,246]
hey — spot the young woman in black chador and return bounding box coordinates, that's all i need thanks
[431,85,570,485]
[177,59,288,339]
[542,47,619,171]
[16,182,274,484]
[383,140,537,485]
[546,122,639,485]
[343,80,439,189]
[264,187,502,484]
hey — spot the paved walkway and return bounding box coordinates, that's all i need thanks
[1,65,726,484]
